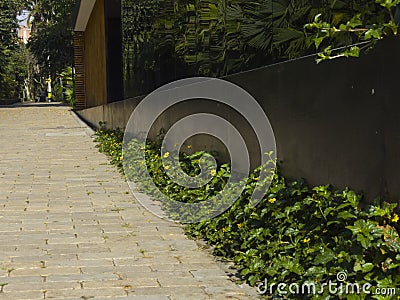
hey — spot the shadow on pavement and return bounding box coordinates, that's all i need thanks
[0,102,68,108]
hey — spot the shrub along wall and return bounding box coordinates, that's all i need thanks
[94,128,400,299]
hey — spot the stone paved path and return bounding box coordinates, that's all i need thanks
[0,104,258,299]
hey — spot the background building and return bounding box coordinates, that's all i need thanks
[18,25,31,44]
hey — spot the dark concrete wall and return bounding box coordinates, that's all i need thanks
[226,43,397,202]
[105,0,123,103]
[77,37,400,203]
[76,96,143,129]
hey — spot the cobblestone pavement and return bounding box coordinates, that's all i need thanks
[0,103,258,299]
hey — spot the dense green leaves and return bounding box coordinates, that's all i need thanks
[305,0,400,62]
[122,0,318,97]
[27,0,74,79]
[94,126,125,171]
[96,128,400,299]
[122,0,321,88]
[0,0,28,98]
[122,0,400,97]
[0,0,73,100]
[0,44,39,100]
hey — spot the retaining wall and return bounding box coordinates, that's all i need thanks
[76,38,400,203]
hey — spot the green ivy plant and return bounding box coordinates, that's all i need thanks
[95,128,400,299]
[94,125,124,172]
[305,0,400,63]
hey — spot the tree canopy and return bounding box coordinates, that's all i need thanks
[0,0,27,98]
[27,0,75,79]
[0,0,74,100]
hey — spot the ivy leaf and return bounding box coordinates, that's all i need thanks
[338,211,357,220]
[344,46,360,58]
[347,14,363,28]
[365,28,382,39]
[357,234,371,248]
[314,250,336,265]
[362,262,374,272]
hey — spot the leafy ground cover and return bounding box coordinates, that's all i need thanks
[94,128,400,299]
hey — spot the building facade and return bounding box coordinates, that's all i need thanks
[18,25,31,44]
[73,0,123,109]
